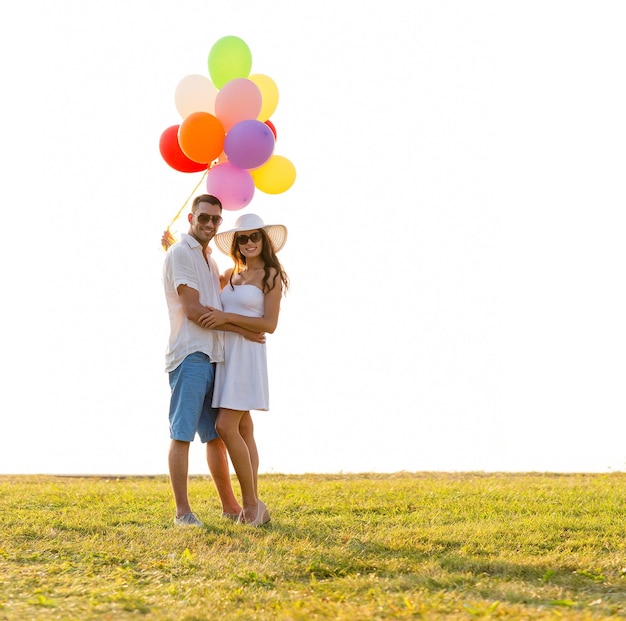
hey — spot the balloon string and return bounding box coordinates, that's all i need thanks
[161,168,208,251]
[167,168,208,229]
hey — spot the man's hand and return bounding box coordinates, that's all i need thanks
[161,229,176,251]
[198,309,228,329]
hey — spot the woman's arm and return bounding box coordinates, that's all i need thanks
[177,284,266,343]
[198,283,282,334]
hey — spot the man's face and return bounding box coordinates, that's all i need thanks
[188,201,222,245]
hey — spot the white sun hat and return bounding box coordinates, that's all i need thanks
[214,213,288,255]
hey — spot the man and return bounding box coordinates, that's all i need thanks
[162,194,264,526]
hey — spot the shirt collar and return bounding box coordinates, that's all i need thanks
[181,233,201,249]
[181,233,214,259]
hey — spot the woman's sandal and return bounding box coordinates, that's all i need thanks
[249,500,271,527]
[236,500,271,527]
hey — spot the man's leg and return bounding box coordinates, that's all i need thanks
[169,439,192,517]
[206,437,242,516]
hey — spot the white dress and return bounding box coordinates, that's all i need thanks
[212,284,269,411]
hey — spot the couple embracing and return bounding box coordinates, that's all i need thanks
[162,194,289,528]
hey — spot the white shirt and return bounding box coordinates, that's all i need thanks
[162,234,224,372]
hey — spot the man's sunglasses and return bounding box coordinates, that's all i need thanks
[236,231,262,245]
[194,213,223,225]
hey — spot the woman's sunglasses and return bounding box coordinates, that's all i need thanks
[236,231,262,245]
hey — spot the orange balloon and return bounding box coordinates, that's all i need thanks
[178,112,225,164]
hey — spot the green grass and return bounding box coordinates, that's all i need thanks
[1,472,624,620]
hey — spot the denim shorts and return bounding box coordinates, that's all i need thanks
[168,352,219,443]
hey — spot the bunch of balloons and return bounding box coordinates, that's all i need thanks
[159,35,296,211]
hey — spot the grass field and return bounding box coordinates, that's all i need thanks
[1,472,624,620]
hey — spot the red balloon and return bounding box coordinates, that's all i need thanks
[159,125,208,173]
[264,119,277,140]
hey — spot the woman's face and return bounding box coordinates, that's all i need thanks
[236,230,263,259]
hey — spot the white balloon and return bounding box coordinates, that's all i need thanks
[174,74,218,118]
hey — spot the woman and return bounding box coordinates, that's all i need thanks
[199,213,289,527]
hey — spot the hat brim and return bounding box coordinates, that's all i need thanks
[214,224,287,255]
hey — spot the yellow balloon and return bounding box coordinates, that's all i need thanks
[251,155,296,194]
[249,74,279,122]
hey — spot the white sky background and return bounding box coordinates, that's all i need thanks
[1,1,624,475]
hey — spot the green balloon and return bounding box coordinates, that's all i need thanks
[208,36,252,89]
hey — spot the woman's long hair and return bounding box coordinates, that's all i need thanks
[228,229,289,294]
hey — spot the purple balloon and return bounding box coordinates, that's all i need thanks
[206,162,255,211]
[224,119,275,170]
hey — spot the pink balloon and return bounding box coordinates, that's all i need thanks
[206,162,255,211]
[224,119,275,170]
[215,78,262,131]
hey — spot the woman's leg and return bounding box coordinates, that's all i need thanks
[239,412,259,498]
[216,408,257,522]
[205,437,242,516]
[238,412,269,526]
